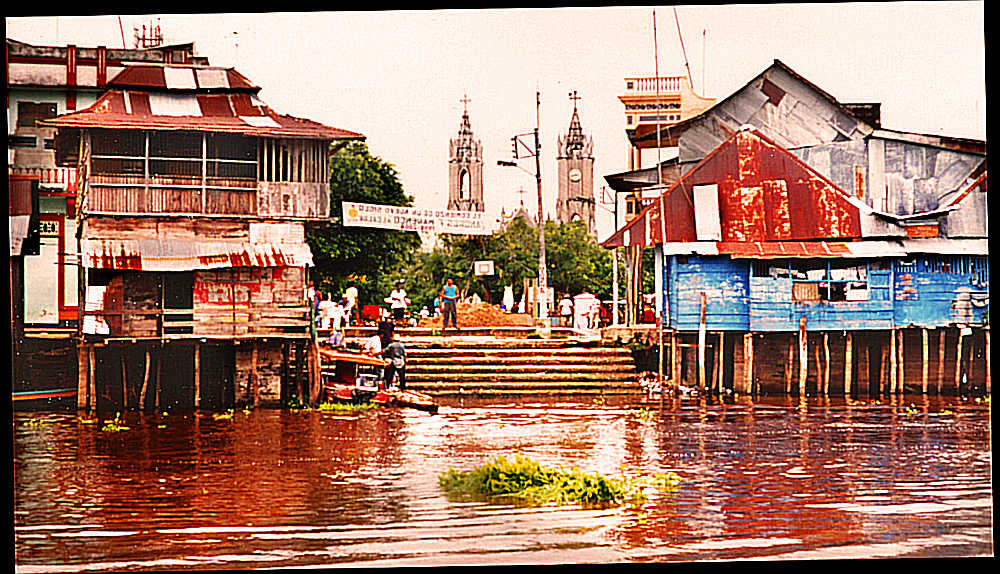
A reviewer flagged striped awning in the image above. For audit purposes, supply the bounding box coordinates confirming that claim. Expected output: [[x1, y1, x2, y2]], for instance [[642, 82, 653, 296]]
[[81, 239, 313, 271]]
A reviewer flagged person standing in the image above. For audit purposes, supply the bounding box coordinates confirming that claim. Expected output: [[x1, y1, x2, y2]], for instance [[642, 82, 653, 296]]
[[318, 293, 337, 330], [440, 277, 459, 332], [382, 333, 407, 391], [389, 281, 409, 324], [558, 294, 573, 327], [343, 281, 359, 326]]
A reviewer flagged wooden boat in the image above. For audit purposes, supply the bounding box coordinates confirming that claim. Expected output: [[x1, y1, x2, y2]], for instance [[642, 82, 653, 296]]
[[320, 348, 439, 414], [12, 388, 76, 410]]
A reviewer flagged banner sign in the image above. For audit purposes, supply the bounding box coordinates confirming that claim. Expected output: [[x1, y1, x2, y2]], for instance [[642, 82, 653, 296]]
[[342, 202, 492, 235]]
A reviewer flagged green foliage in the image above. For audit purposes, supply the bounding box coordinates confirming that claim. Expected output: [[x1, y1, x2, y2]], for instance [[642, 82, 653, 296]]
[[318, 401, 380, 412], [306, 141, 422, 306], [438, 454, 682, 508], [100, 412, 130, 433]]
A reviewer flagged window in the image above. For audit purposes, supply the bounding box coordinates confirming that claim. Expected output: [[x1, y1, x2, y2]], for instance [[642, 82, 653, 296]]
[[9, 135, 37, 149], [755, 259, 870, 302], [18, 102, 58, 127]]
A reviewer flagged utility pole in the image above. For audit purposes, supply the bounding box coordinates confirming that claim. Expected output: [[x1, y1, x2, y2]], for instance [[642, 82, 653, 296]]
[[499, 91, 548, 320]]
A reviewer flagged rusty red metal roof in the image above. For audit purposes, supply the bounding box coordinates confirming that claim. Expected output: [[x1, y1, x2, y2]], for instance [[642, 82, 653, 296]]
[[41, 65, 365, 141], [602, 127, 863, 250]]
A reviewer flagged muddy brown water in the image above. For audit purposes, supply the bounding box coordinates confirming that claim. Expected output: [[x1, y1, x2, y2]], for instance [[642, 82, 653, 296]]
[[13, 395, 993, 569]]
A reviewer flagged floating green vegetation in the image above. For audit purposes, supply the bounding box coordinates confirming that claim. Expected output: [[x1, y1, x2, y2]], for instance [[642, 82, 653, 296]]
[[213, 409, 236, 421], [318, 401, 380, 412], [439, 454, 682, 508], [101, 413, 130, 433]]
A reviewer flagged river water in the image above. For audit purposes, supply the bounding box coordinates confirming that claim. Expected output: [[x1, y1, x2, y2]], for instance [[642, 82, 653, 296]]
[[14, 395, 993, 569]]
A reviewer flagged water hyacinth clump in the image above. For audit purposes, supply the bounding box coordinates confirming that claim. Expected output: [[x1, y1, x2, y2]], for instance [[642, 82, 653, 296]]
[[439, 454, 681, 507]]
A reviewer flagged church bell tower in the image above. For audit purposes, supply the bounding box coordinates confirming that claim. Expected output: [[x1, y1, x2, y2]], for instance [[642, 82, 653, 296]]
[[448, 95, 484, 212], [556, 91, 595, 235]]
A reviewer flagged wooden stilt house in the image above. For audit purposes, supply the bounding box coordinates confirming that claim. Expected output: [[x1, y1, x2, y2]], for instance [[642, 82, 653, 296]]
[[42, 64, 365, 411]]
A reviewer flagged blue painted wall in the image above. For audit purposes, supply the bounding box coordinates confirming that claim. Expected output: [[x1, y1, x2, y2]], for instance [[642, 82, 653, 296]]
[[666, 256, 750, 331], [893, 257, 989, 327], [662, 254, 989, 332]]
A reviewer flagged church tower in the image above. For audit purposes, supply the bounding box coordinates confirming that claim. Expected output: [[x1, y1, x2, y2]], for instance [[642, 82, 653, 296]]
[[448, 95, 484, 212], [556, 91, 595, 235]]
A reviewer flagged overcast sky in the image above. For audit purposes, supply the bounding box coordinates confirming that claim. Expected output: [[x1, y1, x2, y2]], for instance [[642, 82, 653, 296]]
[[7, 4, 986, 241]]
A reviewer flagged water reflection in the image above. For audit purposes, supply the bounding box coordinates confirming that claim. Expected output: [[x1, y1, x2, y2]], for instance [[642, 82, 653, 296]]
[[14, 395, 993, 569]]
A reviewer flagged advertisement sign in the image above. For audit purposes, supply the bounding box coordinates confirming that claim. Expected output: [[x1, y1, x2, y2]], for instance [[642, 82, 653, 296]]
[[342, 202, 492, 235]]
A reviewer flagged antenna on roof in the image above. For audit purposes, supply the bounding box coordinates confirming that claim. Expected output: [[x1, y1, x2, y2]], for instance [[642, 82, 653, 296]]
[[133, 18, 164, 49]]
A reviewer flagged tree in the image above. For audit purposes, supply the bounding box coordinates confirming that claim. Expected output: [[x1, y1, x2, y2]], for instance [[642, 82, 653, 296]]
[[306, 141, 421, 306], [402, 216, 613, 310]]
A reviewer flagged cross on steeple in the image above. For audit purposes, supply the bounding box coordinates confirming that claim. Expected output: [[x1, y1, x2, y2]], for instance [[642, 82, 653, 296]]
[[461, 94, 471, 114], [569, 90, 581, 110]]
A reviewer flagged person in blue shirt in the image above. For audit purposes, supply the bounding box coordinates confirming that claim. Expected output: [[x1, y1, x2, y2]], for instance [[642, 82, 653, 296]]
[[440, 277, 459, 332]]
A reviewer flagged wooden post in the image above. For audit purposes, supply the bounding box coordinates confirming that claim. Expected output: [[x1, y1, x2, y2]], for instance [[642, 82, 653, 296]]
[[154, 343, 162, 410], [309, 338, 322, 406], [985, 329, 990, 396], [822, 332, 830, 396], [88, 345, 97, 413], [879, 341, 888, 397], [954, 329, 964, 394], [921, 328, 929, 395], [251, 341, 260, 407], [121, 352, 128, 410], [140, 349, 151, 410], [785, 337, 794, 395], [671, 330, 680, 386], [888, 329, 898, 395], [714, 332, 723, 394], [698, 292, 707, 391], [77, 344, 89, 411], [898, 329, 906, 395], [741, 332, 754, 395], [844, 332, 853, 398], [936, 329, 946, 395], [194, 343, 201, 409], [798, 316, 808, 397]]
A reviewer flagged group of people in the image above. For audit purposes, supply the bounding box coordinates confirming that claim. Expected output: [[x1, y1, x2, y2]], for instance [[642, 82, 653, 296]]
[[361, 321, 407, 391], [307, 281, 359, 331]]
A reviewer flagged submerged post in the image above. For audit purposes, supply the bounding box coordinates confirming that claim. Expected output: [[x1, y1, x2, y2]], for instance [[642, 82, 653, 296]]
[[698, 292, 706, 391]]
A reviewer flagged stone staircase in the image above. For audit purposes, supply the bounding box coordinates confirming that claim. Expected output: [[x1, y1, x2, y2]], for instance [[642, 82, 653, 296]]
[[401, 337, 642, 396]]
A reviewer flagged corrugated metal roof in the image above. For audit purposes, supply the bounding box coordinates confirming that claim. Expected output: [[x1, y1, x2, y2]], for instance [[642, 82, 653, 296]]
[[40, 65, 365, 141], [43, 89, 364, 140], [602, 127, 862, 248], [81, 239, 314, 271]]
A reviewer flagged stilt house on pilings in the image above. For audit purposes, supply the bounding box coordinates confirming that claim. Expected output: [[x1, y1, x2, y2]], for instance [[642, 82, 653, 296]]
[[42, 64, 365, 412], [602, 60, 987, 398]]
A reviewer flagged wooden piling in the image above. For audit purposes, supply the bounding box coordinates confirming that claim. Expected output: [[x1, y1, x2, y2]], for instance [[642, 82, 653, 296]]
[[77, 344, 89, 411], [742, 332, 754, 395], [714, 333, 723, 394], [798, 317, 808, 397], [954, 329, 965, 394], [88, 345, 96, 413], [251, 341, 260, 407], [698, 293, 707, 391], [889, 329, 897, 395], [194, 344, 201, 409], [844, 332, 853, 398], [785, 339, 794, 395], [921, 328, 929, 395], [822, 332, 830, 396], [897, 329, 904, 395], [985, 329, 991, 396], [936, 329, 946, 395], [140, 349, 151, 409]]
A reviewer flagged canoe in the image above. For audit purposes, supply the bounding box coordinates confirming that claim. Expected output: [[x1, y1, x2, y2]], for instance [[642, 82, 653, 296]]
[[320, 347, 439, 414]]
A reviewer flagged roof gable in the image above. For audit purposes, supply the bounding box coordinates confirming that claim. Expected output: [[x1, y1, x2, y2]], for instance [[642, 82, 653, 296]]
[[602, 127, 863, 248], [631, 59, 876, 158]]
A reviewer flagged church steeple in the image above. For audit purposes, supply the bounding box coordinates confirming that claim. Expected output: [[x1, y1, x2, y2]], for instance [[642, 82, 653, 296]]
[[448, 94, 484, 212], [556, 91, 596, 235]]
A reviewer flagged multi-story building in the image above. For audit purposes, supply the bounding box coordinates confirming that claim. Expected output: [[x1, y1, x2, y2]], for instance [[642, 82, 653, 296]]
[[8, 37, 210, 328], [603, 60, 988, 398], [41, 62, 364, 411]]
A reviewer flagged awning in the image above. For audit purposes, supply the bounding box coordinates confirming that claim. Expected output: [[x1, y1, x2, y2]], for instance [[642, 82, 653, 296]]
[[81, 239, 314, 271]]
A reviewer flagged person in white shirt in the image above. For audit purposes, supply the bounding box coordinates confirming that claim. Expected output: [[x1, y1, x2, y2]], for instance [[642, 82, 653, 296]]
[[318, 293, 337, 330], [389, 282, 409, 323], [343, 282, 359, 325]]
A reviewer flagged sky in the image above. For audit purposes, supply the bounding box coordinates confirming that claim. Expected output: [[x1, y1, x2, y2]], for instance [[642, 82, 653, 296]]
[[7, 4, 986, 242]]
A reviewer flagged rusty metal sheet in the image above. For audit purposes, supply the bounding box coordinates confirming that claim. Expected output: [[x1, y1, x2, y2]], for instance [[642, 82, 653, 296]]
[[602, 127, 862, 248], [81, 239, 314, 271]]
